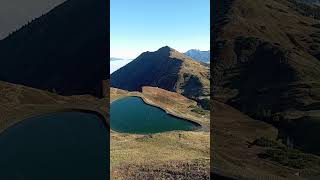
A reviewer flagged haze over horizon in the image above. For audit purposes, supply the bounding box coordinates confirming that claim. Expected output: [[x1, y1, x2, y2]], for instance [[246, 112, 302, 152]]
[[110, 0, 210, 59]]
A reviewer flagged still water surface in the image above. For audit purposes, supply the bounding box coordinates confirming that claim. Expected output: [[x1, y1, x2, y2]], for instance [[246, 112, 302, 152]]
[[0, 112, 108, 180], [111, 96, 199, 134]]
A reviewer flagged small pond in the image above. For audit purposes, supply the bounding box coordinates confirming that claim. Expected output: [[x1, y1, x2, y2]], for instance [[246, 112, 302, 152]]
[[110, 96, 199, 134], [0, 111, 109, 180]]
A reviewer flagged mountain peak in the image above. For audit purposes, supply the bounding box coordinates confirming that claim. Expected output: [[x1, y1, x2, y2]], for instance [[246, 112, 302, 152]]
[[154, 46, 191, 61], [157, 46, 176, 52], [111, 45, 210, 101]]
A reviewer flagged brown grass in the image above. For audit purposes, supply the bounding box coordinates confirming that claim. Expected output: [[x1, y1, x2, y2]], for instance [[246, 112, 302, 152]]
[[110, 87, 210, 179], [0, 81, 108, 133]]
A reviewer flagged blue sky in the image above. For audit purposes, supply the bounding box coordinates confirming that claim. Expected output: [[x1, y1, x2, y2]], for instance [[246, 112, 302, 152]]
[[111, 0, 210, 59]]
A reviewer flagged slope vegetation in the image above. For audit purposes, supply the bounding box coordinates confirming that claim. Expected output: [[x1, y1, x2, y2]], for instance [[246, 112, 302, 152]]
[[213, 0, 320, 154], [212, 0, 320, 178]]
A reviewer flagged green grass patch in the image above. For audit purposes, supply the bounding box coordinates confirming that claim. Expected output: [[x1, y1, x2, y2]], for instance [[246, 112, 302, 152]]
[[255, 137, 320, 170], [190, 105, 207, 115], [262, 148, 320, 169]]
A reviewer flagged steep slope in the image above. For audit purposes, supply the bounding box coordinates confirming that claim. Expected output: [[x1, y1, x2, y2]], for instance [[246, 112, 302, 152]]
[[0, 0, 108, 97], [111, 46, 210, 108], [0, 0, 65, 39], [213, 0, 320, 147], [184, 49, 210, 63], [212, 100, 320, 179]]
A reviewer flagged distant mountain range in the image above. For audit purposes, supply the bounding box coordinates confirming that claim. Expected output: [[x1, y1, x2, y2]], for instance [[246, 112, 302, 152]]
[[111, 46, 210, 109], [0, 0, 65, 39], [0, 0, 108, 97], [184, 49, 210, 63]]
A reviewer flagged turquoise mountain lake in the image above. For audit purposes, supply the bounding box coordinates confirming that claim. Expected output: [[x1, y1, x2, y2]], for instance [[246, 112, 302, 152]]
[[110, 96, 199, 134], [0, 112, 108, 180]]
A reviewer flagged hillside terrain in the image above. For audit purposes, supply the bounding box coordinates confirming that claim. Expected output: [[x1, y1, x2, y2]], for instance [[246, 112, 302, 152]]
[[212, 100, 320, 179], [0, 81, 108, 133], [0, 0, 108, 97], [110, 87, 209, 179], [212, 0, 320, 178], [111, 46, 210, 109]]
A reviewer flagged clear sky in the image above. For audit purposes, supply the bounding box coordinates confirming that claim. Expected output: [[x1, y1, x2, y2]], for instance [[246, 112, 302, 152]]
[[111, 0, 210, 59]]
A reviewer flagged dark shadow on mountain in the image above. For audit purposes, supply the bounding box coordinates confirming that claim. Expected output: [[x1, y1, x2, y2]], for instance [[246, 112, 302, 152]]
[[0, 0, 109, 97]]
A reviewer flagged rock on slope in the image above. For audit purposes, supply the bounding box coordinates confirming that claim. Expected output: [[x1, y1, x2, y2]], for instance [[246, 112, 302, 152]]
[[0, 0, 108, 97], [111, 46, 210, 107]]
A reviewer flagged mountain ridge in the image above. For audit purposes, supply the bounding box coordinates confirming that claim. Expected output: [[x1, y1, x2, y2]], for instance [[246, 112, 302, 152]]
[[0, 0, 108, 97], [0, 0, 66, 39], [111, 46, 210, 108]]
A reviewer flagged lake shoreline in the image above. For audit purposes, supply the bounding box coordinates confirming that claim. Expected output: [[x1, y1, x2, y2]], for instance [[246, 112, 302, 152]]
[[111, 95, 207, 133], [0, 108, 108, 135]]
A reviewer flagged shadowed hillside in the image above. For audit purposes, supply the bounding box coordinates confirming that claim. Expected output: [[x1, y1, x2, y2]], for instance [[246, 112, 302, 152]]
[[212, 0, 320, 178], [0, 0, 108, 97], [111, 46, 210, 108]]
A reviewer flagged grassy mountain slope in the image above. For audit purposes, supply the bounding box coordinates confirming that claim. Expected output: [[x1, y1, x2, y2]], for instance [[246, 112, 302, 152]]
[[212, 100, 320, 179], [0, 0, 108, 97], [213, 0, 320, 155], [111, 46, 210, 108]]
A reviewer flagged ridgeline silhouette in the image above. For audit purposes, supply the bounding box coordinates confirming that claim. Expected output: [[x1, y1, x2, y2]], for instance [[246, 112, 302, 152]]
[[0, 0, 109, 97]]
